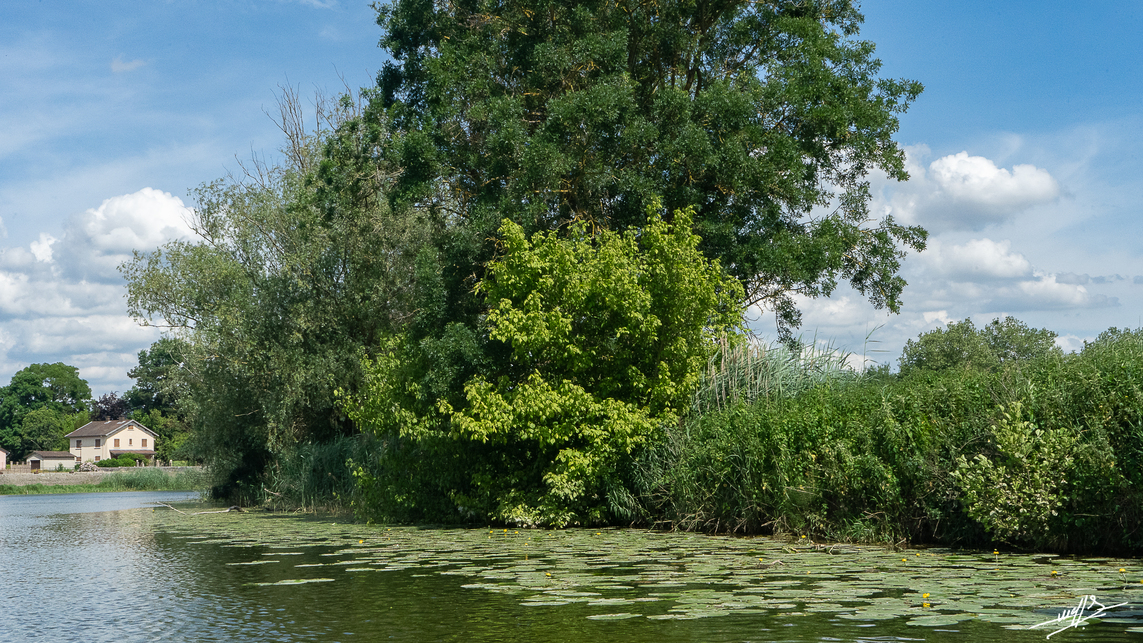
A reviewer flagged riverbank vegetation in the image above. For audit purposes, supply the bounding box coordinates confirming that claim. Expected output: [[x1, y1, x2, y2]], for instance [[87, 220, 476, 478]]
[[629, 322, 1143, 552], [0, 468, 208, 495], [117, 0, 1143, 554]]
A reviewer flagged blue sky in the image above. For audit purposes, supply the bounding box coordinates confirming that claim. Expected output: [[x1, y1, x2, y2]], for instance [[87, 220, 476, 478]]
[[2, 1, 1142, 393]]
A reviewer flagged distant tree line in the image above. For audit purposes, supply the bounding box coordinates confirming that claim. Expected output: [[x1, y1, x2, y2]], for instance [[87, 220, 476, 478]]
[[0, 338, 190, 462]]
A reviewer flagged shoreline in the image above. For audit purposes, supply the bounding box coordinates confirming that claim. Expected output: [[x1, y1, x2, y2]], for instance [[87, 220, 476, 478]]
[[0, 466, 206, 495]]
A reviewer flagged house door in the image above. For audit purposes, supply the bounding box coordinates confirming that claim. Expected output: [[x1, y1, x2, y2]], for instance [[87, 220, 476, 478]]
[[30, 460, 40, 471]]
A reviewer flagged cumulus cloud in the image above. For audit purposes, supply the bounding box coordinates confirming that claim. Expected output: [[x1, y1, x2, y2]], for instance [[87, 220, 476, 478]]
[[920, 238, 1032, 281], [875, 147, 1060, 231], [988, 273, 1118, 311], [929, 152, 1059, 212], [54, 187, 195, 282], [0, 188, 195, 393], [1055, 334, 1090, 354], [1056, 272, 1090, 285], [29, 233, 57, 262], [110, 54, 145, 73], [910, 236, 1117, 313]]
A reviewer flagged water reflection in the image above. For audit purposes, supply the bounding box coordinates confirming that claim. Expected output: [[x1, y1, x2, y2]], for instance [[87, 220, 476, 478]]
[[3, 493, 1139, 642]]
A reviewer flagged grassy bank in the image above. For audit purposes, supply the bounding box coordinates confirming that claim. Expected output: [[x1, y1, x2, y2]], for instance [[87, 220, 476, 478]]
[[0, 468, 208, 495]]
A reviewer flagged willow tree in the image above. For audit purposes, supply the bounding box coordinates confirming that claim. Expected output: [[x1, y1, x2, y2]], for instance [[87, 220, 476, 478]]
[[121, 91, 432, 500], [375, 0, 926, 336]]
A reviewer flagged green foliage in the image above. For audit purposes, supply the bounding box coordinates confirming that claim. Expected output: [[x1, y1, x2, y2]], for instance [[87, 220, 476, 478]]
[[125, 337, 185, 415], [953, 402, 1079, 547], [634, 369, 994, 539], [120, 97, 433, 501], [266, 434, 380, 511], [132, 409, 190, 463], [18, 408, 71, 454], [349, 209, 742, 526], [94, 452, 153, 468], [376, 0, 926, 337], [0, 364, 92, 461], [691, 336, 858, 416], [0, 468, 207, 495], [898, 317, 1061, 376], [633, 322, 1143, 552]]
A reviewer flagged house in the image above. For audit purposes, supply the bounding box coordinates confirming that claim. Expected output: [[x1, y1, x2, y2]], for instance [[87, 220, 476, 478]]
[[0, 446, 7, 470], [66, 419, 157, 463], [27, 451, 80, 471]]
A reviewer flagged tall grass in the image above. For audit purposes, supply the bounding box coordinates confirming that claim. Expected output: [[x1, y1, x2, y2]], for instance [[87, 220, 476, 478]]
[[263, 434, 378, 512], [690, 336, 858, 415], [0, 468, 208, 495]]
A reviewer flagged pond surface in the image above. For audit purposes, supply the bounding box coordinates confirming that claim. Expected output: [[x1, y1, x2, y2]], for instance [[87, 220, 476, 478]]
[[3, 491, 1142, 642]]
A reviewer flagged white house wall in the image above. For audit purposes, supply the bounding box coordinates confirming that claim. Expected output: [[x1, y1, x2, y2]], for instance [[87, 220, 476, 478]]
[[30, 456, 78, 471], [70, 421, 157, 462]]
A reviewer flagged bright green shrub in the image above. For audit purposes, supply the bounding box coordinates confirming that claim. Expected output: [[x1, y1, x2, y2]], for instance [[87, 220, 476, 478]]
[[953, 402, 1077, 547], [349, 207, 742, 527]]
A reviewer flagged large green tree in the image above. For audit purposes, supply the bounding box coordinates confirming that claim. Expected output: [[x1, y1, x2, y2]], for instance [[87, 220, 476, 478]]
[[375, 0, 926, 336], [0, 363, 92, 460], [124, 337, 185, 415], [121, 93, 432, 498]]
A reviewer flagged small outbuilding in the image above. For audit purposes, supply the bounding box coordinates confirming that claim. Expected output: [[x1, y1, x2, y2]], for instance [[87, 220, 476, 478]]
[[27, 451, 79, 471], [0, 446, 7, 471]]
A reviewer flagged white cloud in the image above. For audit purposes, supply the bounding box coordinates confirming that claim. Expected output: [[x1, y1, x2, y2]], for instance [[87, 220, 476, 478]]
[[874, 147, 1060, 231], [928, 152, 1059, 213], [56, 187, 195, 282], [922, 310, 953, 325], [29, 233, 57, 263], [1055, 334, 1090, 354], [921, 238, 1032, 281], [995, 273, 1118, 311], [0, 188, 195, 393], [110, 54, 145, 73]]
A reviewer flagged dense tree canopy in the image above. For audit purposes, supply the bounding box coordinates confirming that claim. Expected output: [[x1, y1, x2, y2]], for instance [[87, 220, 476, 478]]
[[0, 363, 91, 460], [124, 337, 185, 416], [351, 207, 743, 524], [122, 93, 433, 497], [376, 0, 925, 335], [122, 1, 926, 515], [898, 317, 1062, 376]]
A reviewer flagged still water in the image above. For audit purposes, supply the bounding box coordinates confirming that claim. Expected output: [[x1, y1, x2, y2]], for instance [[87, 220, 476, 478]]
[[2, 491, 1141, 642]]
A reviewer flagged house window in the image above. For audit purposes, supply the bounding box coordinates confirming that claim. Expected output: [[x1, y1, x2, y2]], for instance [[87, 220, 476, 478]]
[[129, 439, 133, 446], [95, 439, 101, 447], [114, 439, 120, 447], [76, 440, 82, 448], [95, 456, 100, 462], [142, 439, 148, 448]]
